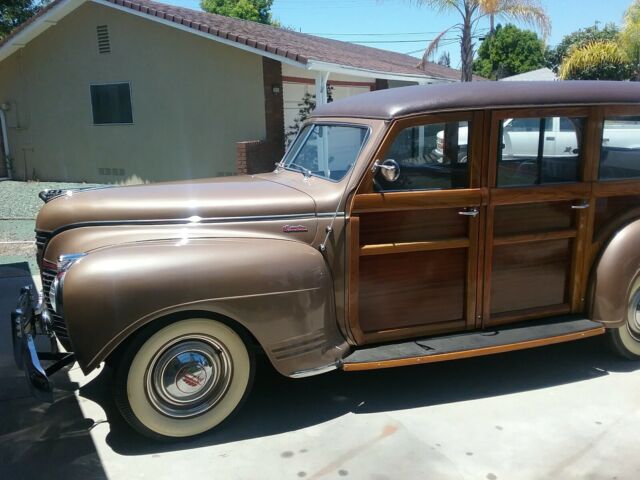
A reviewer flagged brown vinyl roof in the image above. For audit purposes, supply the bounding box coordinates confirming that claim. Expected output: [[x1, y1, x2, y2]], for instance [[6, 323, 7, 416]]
[[313, 81, 640, 119], [0, 0, 467, 81]]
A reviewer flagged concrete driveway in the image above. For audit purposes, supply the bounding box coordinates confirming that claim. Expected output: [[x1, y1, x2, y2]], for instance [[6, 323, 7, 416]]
[[1, 263, 640, 480]]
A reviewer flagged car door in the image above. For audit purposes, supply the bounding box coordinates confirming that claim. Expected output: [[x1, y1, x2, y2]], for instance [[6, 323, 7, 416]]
[[481, 107, 594, 327], [346, 111, 486, 345]]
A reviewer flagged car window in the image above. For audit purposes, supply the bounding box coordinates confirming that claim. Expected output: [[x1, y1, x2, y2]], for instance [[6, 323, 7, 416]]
[[282, 124, 369, 182], [599, 116, 640, 180], [375, 120, 470, 192], [497, 116, 584, 187]]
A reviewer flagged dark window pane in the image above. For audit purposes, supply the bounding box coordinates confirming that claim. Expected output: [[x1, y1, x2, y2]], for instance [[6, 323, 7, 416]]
[[90, 83, 133, 124], [599, 116, 640, 180], [375, 121, 470, 191], [497, 116, 583, 187]]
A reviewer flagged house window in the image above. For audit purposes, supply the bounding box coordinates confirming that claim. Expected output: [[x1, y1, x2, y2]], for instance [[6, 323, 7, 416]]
[[90, 83, 133, 125]]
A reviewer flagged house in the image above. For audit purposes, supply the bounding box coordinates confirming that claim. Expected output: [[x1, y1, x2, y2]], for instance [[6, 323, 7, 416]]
[[500, 67, 558, 82], [0, 0, 466, 183]]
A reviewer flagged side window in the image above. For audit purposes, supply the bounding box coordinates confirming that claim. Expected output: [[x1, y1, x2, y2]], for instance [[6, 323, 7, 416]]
[[599, 116, 640, 180], [375, 120, 470, 191], [497, 116, 584, 187]]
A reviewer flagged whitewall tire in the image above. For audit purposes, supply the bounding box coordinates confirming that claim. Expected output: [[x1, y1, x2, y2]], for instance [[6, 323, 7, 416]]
[[114, 318, 254, 440], [608, 278, 640, 360]]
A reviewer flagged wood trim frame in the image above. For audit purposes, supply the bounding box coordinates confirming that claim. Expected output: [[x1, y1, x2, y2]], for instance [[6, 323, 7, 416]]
[[483, 106, 595, 326], [346, 110, 485, 345]]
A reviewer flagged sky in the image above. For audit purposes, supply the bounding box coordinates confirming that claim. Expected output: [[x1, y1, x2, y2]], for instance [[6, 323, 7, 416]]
[[166, 0, 634, 68]]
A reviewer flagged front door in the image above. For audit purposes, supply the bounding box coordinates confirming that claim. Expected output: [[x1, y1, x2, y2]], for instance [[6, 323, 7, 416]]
[[481, 107, 593, 326], [347, 111, 485, 345]]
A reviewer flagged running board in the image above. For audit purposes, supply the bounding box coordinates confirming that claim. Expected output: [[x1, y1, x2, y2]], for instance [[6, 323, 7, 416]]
[[341, 316, 605, 371]]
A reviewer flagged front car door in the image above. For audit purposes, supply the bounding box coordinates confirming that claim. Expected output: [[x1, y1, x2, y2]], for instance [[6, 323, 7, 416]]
[[347, 111, 486, 344]]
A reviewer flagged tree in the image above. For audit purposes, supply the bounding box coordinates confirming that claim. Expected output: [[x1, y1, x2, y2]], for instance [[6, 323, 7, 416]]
[[413, 0, 550, 82], [473, 24, 545, 79], [200, 0, 275, 25], [620, 0, 640, 80], [0, 0, 47, 39], [437, 51, 451, 67], [285, 86, 333, 144], [545, 23, 620, 73], [559, 41, 634, 80]]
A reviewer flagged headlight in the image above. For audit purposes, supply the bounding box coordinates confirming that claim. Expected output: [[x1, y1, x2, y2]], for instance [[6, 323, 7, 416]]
[[49, 273, 64, 313], [48, 253, 86, 314]]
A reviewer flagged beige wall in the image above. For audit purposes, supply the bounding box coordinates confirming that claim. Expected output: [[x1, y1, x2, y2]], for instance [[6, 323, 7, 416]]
[[0, 2, 267, 183]]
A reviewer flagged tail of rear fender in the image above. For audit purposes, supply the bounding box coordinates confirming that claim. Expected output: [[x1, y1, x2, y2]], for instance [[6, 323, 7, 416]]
[[590, 218, 640, 328], [61, 238, 349, 376]]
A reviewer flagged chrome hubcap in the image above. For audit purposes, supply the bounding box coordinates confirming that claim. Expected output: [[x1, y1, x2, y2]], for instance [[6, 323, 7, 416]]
[[146, 335, 233, 418], [628, 289, 640, 341]]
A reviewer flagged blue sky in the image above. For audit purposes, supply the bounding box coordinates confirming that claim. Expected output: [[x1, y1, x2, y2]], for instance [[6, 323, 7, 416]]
[[167, 0, 634, 68]]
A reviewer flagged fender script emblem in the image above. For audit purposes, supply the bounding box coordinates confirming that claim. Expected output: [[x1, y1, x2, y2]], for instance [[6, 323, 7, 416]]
[[283, 224, 308, 233]]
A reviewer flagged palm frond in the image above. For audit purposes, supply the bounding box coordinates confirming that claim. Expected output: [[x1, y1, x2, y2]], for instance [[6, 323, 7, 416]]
[[559, 41, 628, 79], [417, 27, 455, 69], [489, 0, 551, 38]]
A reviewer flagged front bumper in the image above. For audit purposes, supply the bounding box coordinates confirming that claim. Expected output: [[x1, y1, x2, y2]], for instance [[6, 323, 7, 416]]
[[11, 286, 75, 402]]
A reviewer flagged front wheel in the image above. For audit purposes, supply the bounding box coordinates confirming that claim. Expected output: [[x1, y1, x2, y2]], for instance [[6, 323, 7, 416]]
[[114, 318, 254, 440], [608, 278, 640, 360]]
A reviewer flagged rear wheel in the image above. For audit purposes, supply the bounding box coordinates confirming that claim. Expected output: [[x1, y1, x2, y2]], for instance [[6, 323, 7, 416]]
[[114, 318, 254, 440], [608, 278, 640, 360]]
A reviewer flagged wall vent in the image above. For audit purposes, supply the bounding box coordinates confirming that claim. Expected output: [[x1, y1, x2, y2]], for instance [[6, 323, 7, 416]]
[[96, 25, 111, 54]]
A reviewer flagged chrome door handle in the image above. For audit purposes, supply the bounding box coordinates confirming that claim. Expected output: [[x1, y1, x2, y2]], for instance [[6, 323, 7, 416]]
[[458, 208, 479, 217], [571, 203, 590, 209]]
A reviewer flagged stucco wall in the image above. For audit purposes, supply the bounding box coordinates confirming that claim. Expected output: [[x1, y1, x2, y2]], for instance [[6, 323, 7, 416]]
[[0, 2, 267, 183]]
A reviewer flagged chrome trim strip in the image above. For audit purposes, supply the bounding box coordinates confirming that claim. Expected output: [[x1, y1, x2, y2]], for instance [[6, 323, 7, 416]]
[[289, 362, 340, 378], [46, 212, 346, 236]]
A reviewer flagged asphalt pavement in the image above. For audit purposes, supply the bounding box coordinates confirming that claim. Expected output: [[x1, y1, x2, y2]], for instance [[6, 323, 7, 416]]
[[1, 262, 640, 480]]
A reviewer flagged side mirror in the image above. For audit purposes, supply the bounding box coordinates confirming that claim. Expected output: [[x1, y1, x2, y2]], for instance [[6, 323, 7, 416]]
[[372, 159, 400, 182]]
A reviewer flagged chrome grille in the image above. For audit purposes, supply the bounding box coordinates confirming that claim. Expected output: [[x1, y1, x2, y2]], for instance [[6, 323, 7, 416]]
[[41, 267, 69, 342], [35, 231, 50, 267]]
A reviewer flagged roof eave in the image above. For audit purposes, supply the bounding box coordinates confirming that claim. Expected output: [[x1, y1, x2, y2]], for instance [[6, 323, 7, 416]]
[[0, 0, 85, 63], [306, 60, 455, 84]]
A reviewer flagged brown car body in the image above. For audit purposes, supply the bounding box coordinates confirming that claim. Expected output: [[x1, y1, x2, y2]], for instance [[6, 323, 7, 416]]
[[34, 81, 640, 380]]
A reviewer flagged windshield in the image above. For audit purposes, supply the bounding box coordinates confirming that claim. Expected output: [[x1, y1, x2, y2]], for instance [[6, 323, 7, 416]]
[[282, 124, 369, 182]]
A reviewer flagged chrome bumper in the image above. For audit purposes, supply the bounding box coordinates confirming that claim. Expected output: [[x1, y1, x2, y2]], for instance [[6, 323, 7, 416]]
[[10, 286, 75, 402]]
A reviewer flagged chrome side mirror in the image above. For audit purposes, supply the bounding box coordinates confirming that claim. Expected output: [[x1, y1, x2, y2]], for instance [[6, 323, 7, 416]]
[[372, 159, 400, 182]]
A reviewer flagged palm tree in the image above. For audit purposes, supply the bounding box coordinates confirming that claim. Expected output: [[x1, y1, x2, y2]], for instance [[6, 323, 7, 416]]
[[559, 41, 633, 80], [620, 0, 640, 80], [414, 0, 551, 81]]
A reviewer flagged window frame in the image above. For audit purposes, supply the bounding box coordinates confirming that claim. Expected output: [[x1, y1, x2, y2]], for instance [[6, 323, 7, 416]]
[[89, 81, 134, 126], [282, 122, 372, 183], [488, 107, 593, 189], [357, 110, 482, 194], [598, 112, 640, 182]]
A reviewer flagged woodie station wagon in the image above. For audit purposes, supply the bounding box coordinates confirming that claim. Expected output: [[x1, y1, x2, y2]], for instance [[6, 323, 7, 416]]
[[11, 81, 640, 439]]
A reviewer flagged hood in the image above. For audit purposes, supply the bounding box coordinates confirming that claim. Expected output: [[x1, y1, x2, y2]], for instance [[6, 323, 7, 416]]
[[36, 176, 316, 233]]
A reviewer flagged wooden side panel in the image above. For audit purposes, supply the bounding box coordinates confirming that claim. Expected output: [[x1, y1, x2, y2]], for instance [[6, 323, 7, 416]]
[[594, 195, 640, 239], [494, 202, 575, 236], [359, 208, 467, 245], [490, 239, 572, 315], [359, 249, 467, 333]]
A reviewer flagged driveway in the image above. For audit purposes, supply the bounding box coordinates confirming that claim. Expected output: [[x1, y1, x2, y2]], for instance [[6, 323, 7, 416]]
[[1, 262, 640, 479]]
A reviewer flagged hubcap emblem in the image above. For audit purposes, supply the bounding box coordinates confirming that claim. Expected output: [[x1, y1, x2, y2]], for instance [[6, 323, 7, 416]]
[[175, 364, 207, 394]]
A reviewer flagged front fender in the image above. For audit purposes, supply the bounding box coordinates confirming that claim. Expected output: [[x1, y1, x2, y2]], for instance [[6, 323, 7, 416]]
[[62, 237, 348, 376], [590, 218, 640, 327]]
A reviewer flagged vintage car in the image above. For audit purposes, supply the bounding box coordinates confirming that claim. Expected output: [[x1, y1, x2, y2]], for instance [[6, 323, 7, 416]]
[[11, 81, 640, 440]]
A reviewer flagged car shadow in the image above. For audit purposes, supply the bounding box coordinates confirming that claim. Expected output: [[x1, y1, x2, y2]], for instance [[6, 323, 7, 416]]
[[83, 334, 640, 455], [0, 262, 108, 480]]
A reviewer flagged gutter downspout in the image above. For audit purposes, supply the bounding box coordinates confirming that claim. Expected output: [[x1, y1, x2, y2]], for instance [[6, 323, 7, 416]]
[[0, 109, 11, 179]]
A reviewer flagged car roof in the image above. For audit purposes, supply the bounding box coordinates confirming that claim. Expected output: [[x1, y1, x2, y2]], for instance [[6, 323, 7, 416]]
[[312, 81, 640, 120]]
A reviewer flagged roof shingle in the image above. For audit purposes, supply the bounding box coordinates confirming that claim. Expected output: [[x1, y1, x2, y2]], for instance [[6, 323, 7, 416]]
[[0, 0, 467, 81]]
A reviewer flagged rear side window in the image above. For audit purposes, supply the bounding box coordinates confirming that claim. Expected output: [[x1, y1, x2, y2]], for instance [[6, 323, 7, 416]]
[[599, 116, 640, 180], [375, 120, 470, 191], [497, 116, 584, 187]]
